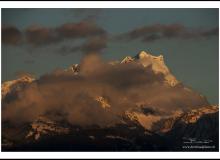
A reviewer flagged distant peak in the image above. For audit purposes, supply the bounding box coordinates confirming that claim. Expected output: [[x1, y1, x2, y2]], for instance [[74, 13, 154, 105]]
[[2, 75, 35, 100], [19, 75, 35, 82], [136, 51, 151, 59], [136, 51, 164, 62], [121, 56, 135, 64]]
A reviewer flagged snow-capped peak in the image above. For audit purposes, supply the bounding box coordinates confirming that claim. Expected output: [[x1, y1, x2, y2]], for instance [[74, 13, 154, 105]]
[[2, 75, 35, 99], [136, 51, 151, 59]]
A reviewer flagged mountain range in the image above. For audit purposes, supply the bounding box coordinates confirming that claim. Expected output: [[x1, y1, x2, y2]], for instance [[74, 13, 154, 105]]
[[2, 51, 218, 151]]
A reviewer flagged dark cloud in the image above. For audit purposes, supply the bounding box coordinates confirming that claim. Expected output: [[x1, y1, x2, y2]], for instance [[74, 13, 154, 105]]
[[25, 21, 106, 46], [59, 35, 108, 55], [25, 21, 108, 55], [118, 24, 218, 42], [56, 21, 106, 39], [2, 54, 208, 126], [76, 36, 108, 55], [2, 21, 108, 56], [2, 22, 217, 56], [2, 26, 22, 45], [82, 36, 107, 53], [25, 25, 58, 46], [200, 27, 219, 37]]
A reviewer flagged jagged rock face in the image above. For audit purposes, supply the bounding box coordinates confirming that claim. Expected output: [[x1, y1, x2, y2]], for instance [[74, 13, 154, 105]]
[[66, 64, 80, 74], [2, 105, 218, 151], [25, 116, 69, 141], [123, 105, 219, 136], [66, 51, 178, 87], [1, 51, 218, 151], [166, 106, 219, 151], [65, 51, 207, 111], [95, 96, 111, 109], [180, 105, 218, 124], [133, 51, 178, 86], [2, 76, 34, 100], [150, 105, 218, 134], [120, 56, 135, 64]]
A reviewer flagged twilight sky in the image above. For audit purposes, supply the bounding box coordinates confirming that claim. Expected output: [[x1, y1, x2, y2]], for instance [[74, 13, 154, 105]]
[[1, 8, 219, 104]]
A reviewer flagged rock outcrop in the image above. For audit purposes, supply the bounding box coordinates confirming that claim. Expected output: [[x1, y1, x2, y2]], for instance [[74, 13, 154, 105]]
[[2, 75, 34, 100], [26, 116, 69, 141]]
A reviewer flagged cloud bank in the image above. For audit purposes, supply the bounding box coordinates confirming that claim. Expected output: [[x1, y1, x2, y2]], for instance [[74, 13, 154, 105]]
[[2, 54, 209, 127], [2, 23, 218, 56], [2, 21, 108, 55], [2, 26, 22, 45], [118, 24, 218, 42]]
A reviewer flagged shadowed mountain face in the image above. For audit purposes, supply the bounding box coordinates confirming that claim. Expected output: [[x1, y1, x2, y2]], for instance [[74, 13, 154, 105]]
[[2, 51, 218, 151]]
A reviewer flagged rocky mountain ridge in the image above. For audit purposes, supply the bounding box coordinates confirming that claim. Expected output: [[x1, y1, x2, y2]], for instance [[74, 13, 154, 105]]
[[2, 51, 218, 151]]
